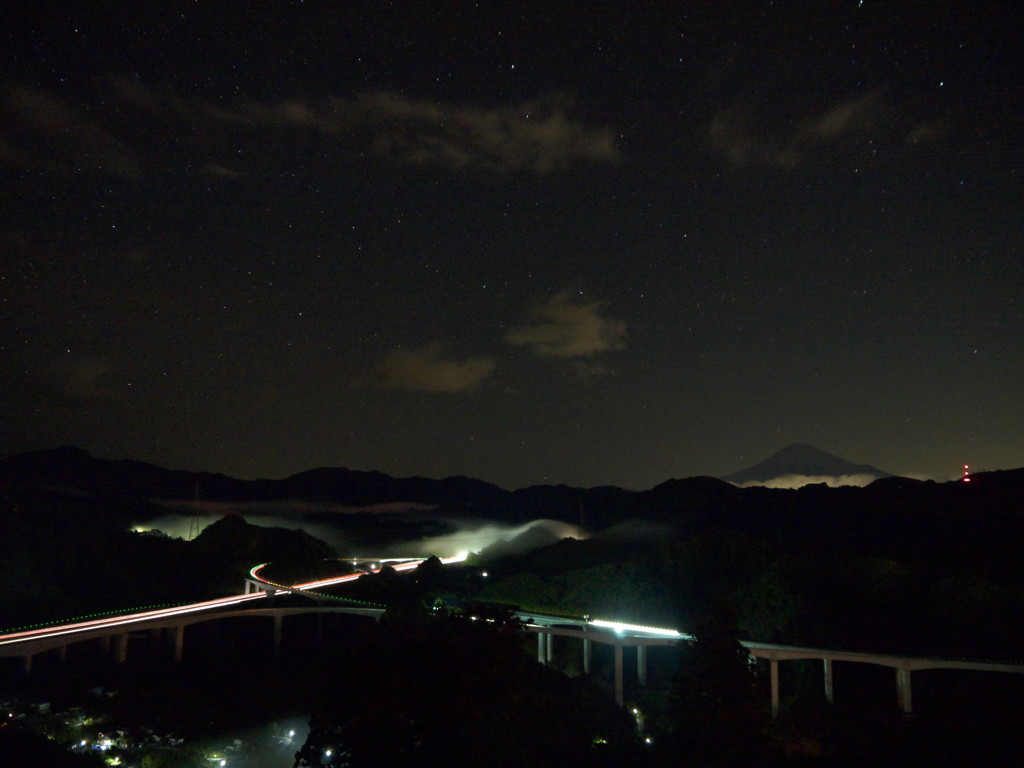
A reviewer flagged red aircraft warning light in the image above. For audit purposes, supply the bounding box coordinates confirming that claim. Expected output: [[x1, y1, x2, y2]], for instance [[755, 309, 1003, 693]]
[[962, 464, 971, 483]]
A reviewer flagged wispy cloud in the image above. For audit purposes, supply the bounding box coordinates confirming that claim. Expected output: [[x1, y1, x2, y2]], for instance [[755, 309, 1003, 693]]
[[802, 92, 882, 142], [906, 121, 948, 145], [2, 79, 618, 178], [706, 91, 888, 169], [204, 90, 621, 173], [2, 85, 141, 177], [368, 344, 496, 393], [57, 356, 118, 402], [506, 290, 626, 358], [202, 163, 243, 179]]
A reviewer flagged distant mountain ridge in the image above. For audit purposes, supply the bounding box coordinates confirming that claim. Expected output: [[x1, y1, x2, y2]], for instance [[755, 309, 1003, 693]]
[[0, 446, 508, 508], [722, 443, 892, 487], [4, 447, 1024, 568], [0, 444, 901, 509]]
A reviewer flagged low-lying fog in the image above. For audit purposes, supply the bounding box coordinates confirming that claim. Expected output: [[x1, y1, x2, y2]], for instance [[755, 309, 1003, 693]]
[[133, 500, 583, 559]]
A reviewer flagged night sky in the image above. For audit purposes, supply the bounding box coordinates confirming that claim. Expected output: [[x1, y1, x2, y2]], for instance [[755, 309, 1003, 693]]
[[3, 2, 1022, 490]]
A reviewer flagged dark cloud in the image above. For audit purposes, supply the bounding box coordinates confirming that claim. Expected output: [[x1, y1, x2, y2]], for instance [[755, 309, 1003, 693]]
[[802, 92, 882, 142], [706, 91, 887, 169], [506, 290, 626, 358], [201, 163, 243, 179], [3, 79, 618, 178], [705, 105, 800, 169], [203, 90, 621, 174], [367, 344, 497, 393], [906, 121, 948, 145], [359, 91, 620, 173], [56, 356, 118, 403], [2, 85, 141, 177]]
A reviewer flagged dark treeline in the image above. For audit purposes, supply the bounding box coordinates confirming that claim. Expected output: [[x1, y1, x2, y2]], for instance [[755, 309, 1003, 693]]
[[475, 524, 1024, 660], [0, 488, 333, 630]]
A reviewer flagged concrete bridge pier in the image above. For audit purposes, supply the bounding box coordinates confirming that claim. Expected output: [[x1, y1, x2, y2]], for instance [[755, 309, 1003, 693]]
[[273, 614, 283, 662], [174, 624, 185, 662], [614, 638, 624, 706], [823, 658, 834, 704], [767, 656, 835, 716], [22, 653, 32, 675], [582, 637, 592, 674], [115, 634, 128, 664], [535, 631, 552, 663], [637, 645, 647, 687], [896, 668, 913, 714], [770, 659, 780, 718]]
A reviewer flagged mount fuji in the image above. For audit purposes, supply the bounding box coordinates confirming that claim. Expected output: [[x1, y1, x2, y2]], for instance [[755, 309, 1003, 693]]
[[722, 443, 892, 488]]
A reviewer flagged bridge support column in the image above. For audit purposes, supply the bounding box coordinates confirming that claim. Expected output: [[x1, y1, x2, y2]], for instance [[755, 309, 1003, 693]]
[[174, 624, 184, 662], [823, 658, 834, 704], [896, 668, 913, 714], [582, 637, 592, 674], [100, 635, 111, 653], [115, 634, 128, 664], [537, 632, 545, 664], [770, 659, 780, 718], [545, 632, 553, 663], [22, 654, 32, 675], [57, 644, 67, 672], [245, 580, 252, 595], [637, 645, 647, 687], [614, 638, 624, 707], [266, 587, 276, 606], [273, 614, 283, 662]]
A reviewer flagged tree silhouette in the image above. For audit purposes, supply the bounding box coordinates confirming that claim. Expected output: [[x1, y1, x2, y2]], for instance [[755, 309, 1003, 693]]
[[658, 605, 768, 767]]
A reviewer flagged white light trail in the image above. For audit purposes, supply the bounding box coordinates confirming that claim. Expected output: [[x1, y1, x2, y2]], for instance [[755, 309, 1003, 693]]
[[0, 554, 469, 648], [588, 619, 691, 638], [0, 592, 267, 646]]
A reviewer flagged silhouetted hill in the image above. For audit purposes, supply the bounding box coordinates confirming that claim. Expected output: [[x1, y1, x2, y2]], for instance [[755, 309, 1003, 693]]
[[0, 446, 263, 500], [3, 447, 1024, 583], [722, 443, 892, 486], [279, 466, 507, 507], [4, 446, 1024, 664], [0, 447, 507, 510]]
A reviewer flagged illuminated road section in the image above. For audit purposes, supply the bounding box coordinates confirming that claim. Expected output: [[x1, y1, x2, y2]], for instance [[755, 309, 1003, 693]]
[[3, 551, 1022, 718], [0, 555, 466, 649]]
